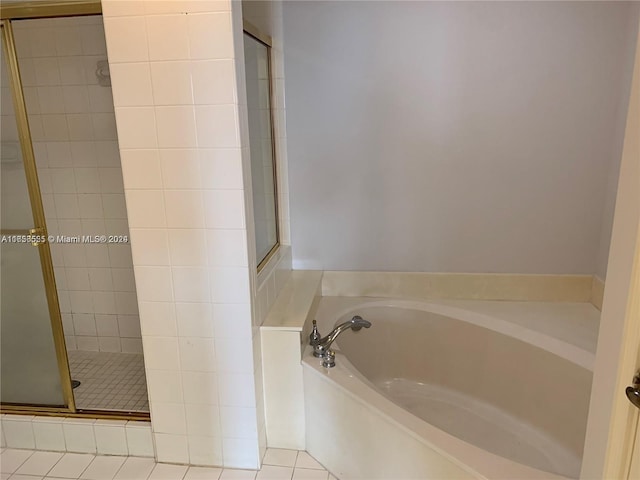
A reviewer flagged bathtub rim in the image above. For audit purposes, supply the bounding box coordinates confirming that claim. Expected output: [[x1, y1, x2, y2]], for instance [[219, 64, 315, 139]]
[[321, 298, 595, 371], [303, 347, 572, 480]]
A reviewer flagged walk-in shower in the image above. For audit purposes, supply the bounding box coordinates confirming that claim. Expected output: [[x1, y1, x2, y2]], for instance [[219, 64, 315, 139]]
[[1, 1, 148, 418]]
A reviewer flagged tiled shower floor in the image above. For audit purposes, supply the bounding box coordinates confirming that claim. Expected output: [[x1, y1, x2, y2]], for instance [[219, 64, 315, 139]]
[[67, 351, 149, 412]]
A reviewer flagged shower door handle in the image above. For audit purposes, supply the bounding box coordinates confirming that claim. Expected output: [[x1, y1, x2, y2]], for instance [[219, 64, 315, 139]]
[[625, 370, 640, 410]]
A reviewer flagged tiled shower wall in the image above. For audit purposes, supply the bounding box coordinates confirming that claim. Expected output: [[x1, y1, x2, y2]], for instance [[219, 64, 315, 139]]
[[13, 17, 141, 354]]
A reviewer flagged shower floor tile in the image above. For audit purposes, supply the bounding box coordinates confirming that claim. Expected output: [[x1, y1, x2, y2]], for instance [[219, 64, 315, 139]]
[[67, 350, 149, 413]]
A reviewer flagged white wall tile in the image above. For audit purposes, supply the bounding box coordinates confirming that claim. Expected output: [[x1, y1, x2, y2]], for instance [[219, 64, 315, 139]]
[[76, 335, 99, 351], [3, 417, 35, 449], [121, 337, 143, 353], [104, 16, 149, 63], [198, 148, 244, 190], [223, 437, 259, 469], [55, 27, 83, 56], [195, 105, 240, 148], [94, 422, 126, 457], [102, 0, 146, 17], [120, 149, 163, 189], [168, 229, 207, 266], [164, 190, 205, 228], [63, 419, 96, 454], [172, 267, 210, 303], [117, 315, 141, 337], [98, 336, 121, 352], [125, 422, 154, 457], [182, 371, 218, 405], [206, 229, 248, 267], [203, 190, 246, 229], [220, 407, 258, 440], [212, 303, 252, 339], [134, 266, 174, 302], [125, 190, 166, 228], [210, 266, 250, 303], [138, 301, 178, 337], [178, 337, 215, 372], [146, 15, 190, 61], [217, 373, 256, 408], [129, 228, 170, 266], [184, 404, 221, 437], [154, 433, 189, 464], [114, 107, 157, 148], [110, 63, 154, 107], [188, 435, 223, 466], [176, 302, 214, 338], [192, 60, 236, 105], [215, 336, 254, 374], [187, 13, 234, 60], [146, 370, 184, 403], [150, 402, 187, 434], [160, 149, 200, 189], [95, 314, 119, 336], [143, 336, 180, 371], [155, 106, 197, 148], [150, 61, 193, 105]]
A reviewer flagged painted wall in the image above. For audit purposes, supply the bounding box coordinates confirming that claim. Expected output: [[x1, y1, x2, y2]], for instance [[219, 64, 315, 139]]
[[284, 1, 639, 274], [12, 17, 141, 353]]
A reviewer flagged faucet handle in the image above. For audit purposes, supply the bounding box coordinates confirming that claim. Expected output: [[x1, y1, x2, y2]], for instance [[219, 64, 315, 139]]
[[309, 319, 321, 346], [322, 349, 336, 368]]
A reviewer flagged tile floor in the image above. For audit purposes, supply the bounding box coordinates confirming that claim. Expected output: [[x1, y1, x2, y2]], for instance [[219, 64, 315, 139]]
[[67, 351, 149, 412], [0, 448, 337, 480]]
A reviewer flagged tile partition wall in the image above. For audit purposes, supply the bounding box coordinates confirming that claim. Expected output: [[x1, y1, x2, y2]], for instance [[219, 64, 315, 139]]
[[12, 17, 142, 354], [101, 0, 291, 469]]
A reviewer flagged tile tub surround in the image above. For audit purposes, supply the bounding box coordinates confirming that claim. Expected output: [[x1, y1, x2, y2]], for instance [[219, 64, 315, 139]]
[[0, 448, 335, 480], [321, 271, 597, 303], [1, 415, 153, 457]]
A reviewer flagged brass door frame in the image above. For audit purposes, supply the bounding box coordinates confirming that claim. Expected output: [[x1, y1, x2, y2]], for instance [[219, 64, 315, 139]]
[[0, 2, 149, 422], [243, 20, 282, 273]]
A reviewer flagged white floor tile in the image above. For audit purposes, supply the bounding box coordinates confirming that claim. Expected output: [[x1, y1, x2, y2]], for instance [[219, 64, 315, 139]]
[[183, 467, 222, 480], [292, 469, 328, 480], [15, 452, 63, 477], [219, 470, 256, 480], [80, 456, 126, 480], [147, 464, 188, 480], [113, 457, 155, 480], [294, 453, 323, 471], [255, 466, 292, 480], [0, 449, 33, 474], [8, 474, 44, 480], [47, 453, 94, 478], [262, 450, 297, 468]]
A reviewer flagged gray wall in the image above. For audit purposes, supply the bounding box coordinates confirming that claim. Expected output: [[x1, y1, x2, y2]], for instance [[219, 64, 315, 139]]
[[284, 1, 638, 274]]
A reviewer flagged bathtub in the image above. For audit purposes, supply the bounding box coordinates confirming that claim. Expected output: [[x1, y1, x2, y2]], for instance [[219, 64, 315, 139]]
[[302, 298, 594, 479]]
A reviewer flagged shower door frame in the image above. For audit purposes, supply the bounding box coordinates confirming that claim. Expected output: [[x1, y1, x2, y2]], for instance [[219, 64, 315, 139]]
[[0, 1, 149, 421]]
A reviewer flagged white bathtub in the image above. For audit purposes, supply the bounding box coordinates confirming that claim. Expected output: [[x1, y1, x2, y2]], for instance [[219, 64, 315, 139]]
[[303, 298, 594, 479]]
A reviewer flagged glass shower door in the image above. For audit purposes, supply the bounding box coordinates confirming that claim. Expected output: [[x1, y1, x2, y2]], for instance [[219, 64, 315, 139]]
[[0, 22, 67, 407]]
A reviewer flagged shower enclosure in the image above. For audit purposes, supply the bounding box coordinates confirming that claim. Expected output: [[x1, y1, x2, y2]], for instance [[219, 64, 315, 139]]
[[1, 1, 148, 419]]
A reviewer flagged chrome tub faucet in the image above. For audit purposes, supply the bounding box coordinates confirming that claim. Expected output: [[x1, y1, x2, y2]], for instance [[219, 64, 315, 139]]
[[309, 316, 372, 367]]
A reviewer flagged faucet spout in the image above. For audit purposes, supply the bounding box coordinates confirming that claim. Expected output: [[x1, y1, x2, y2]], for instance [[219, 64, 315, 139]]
[[313, 315, 371, 358]]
